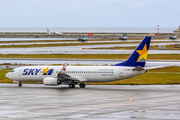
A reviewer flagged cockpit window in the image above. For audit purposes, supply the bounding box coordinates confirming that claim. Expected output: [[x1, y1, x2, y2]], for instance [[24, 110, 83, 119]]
[[11, 70, 15, 72]]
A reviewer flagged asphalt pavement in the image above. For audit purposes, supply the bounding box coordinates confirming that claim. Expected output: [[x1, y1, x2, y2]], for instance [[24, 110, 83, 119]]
[[0, 84, 179, 120], [0, 42, 178, 54]]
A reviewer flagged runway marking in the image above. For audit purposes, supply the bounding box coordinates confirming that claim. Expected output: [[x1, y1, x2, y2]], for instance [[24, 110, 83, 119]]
[[0, 92, 132, 119]]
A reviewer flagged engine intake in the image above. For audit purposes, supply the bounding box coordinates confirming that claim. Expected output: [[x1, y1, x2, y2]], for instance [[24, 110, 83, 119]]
[[43, 77, 60, 86]]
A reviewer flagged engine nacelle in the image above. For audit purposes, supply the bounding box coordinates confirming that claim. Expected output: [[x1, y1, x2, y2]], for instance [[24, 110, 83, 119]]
[[43, 77, 60, 86]]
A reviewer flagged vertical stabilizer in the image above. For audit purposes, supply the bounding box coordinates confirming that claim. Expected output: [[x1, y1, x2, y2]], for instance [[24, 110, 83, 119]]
[[113, 36, 151, 67]]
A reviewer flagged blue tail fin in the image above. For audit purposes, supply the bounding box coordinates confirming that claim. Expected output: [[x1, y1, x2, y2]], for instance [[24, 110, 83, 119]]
[[113, 36, 151, 67]]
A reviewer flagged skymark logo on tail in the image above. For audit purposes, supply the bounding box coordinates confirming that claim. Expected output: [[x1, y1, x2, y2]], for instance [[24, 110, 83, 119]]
[[113, 36, 151, 67], [136, 44, 148, 62]]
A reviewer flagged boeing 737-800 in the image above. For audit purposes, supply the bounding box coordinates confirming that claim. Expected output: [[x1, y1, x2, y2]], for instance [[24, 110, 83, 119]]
[[6, 36, 151, 88]]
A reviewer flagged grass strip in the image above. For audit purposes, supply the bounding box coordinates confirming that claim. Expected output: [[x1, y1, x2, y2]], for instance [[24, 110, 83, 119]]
[[0, 38, 150, 44], [0, 41, 140, 48], [1, 54, 180, 60], [0, 39, 122, 43]]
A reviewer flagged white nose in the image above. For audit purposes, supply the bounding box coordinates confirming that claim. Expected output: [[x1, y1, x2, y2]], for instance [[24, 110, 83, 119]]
[[5, 72, 10, 79]]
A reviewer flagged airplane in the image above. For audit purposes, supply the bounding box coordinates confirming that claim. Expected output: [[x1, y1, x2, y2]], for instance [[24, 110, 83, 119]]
[[78, 36, 89, 42], [119, 36, 128, 40], [169, 35, 177, 40], [119, 34, 128, 40], [51, 32, 62, 35], [47, 29, 62, 35], [6, 36, 151, 88]]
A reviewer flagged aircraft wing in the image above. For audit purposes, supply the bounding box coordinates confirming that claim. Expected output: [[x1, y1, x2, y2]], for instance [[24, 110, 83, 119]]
[[57, 63, 87, 83]]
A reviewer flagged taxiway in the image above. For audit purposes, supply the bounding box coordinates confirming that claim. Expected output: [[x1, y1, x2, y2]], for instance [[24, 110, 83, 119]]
[[0, 43, 178, 54], [0, 84, 179, 120], [0, 39, 179, 46], [0, 58, 179, 68]]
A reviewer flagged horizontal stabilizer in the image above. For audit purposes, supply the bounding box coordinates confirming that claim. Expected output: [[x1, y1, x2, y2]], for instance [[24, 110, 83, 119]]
[[133, 66, 145, 71]]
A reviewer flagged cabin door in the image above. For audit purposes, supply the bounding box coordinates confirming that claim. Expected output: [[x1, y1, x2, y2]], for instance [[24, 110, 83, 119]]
[[18, 68, 22, 76], [119, 69, 123, 77]]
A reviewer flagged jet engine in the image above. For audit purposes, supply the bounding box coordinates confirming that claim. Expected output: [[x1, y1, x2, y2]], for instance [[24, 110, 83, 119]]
[[43, 77, 61, 86]]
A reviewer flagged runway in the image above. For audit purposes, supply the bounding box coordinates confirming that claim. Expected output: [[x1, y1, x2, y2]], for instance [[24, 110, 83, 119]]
[[0, 39, 178, 46], [0, 38, 76, 41], [0, 58, 180, 69], [0, 43, 179, 54], [0, 84, 179, 120], [0, 38, 179, 54]]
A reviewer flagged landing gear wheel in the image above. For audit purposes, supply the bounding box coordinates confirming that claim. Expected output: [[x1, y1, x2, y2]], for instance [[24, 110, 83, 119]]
[[79, 83, 85, 88], [57, 79, 61, 85], [69, 83, 75, 88], [18, 81, 22, 87]]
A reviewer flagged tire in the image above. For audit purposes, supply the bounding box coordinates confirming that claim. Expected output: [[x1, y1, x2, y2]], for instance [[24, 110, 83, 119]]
[[57, 79, 61, 85], [18, 82, 22, 87], [69, 83, 75, 88], [79, 83, 85, 88], [69, 84, 72, 88]]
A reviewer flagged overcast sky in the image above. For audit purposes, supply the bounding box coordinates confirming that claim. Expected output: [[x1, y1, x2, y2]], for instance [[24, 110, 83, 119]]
[[0, 0, 179, 28]]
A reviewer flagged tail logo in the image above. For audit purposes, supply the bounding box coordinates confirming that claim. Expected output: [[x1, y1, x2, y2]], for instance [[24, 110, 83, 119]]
[[136, 44, 148, 62]]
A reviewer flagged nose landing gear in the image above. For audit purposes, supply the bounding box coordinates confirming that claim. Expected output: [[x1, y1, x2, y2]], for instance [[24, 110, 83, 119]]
[[18, 81, 22, 87]]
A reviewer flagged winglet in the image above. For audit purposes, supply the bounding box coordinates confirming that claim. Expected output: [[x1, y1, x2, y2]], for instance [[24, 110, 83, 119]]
[[60, 63, 67, 74]]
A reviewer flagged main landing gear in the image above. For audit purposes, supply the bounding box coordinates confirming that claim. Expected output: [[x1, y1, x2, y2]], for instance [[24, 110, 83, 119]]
[[69, 82, 75, 88], [18, 81, 22, 87], [57, 79, 61, 85], [69, 82, 86, 88], [79, 83, 85, 88]]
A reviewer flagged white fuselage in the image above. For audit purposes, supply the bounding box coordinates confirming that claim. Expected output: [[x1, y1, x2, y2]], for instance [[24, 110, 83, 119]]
[[6, 66, 145, 82]]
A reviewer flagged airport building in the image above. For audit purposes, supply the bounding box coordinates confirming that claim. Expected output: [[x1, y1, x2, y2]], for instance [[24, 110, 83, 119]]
[[174, 26, 180, 38]]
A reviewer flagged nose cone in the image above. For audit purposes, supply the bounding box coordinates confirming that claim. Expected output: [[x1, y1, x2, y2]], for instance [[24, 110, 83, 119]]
[[6, 72, 11, 79]]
